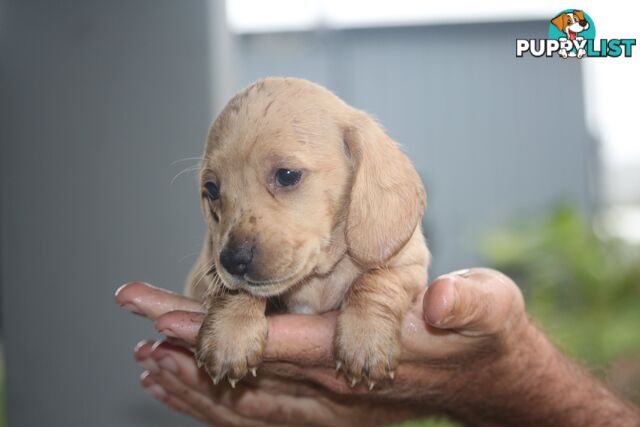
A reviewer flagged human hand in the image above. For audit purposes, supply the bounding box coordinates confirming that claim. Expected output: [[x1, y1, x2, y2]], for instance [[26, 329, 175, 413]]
[[116, 268, 533, 425], [118, 268, 639, 426]]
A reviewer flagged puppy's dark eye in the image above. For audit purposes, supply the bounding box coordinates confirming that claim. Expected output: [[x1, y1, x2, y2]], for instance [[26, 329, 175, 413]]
[[275, 169, 302, 187], [204, 181, 220, 200]]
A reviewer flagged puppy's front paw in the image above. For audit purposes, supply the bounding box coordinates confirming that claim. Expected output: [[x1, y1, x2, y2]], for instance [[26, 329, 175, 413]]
[[195, 313, 267, 387], [335, 311, 400, 390]]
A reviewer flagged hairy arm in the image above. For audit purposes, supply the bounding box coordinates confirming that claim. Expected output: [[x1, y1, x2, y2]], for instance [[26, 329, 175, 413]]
[[456, 323, 640, 427]]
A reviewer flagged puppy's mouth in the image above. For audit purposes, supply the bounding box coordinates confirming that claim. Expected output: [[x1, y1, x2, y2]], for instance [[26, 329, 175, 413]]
[[216, 264, 309, 297], [568, 29, 578, 40]]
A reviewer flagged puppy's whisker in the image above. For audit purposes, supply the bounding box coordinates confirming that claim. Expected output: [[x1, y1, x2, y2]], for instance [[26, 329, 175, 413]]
[[178, 252, 200, 263], [170, 165, 201, 186], [169, 157, 203, 166], [192, 262, 216, 297], [210, 278, 228, 300], [192, 271, 209, 296], [201, 271, 227, 301]]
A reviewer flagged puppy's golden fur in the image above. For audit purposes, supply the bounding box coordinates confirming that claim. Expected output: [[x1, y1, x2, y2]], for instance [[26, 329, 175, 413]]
[[187, 77, 429, 388]]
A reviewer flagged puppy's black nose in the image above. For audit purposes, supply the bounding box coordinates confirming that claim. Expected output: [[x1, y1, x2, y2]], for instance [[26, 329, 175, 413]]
[[579, 19, 588, 27], [220, 243, 254, 277]]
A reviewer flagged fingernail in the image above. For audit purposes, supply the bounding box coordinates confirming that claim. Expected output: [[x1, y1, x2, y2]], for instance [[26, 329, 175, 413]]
[[115, 283, 128, 297], [157, 356, 179, 374], [425, 276, 458, 325], [120, 303, 143, 316], [134, 341, 146, 352], [134, 340, 155, 353], [144, 384, 167, 400], [139, 358, 160, 373], [115, 281, 153, 297]]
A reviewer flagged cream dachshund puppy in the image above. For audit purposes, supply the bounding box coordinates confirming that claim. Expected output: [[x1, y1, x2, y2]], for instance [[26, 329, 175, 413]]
[[187, 77, 430, 389]]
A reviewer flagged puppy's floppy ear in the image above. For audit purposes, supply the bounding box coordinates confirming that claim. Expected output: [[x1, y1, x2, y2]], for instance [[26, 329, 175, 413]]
[[551, 13, 568, 32], [573, 10, 585, 21], [342, 112, 426, 267]]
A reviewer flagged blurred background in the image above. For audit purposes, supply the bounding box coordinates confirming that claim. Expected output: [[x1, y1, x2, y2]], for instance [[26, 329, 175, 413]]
[[1, 1, 638, 426]]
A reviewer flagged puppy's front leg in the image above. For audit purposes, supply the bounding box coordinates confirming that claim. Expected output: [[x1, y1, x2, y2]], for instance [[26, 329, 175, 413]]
[[196, 292, 267, 387], [335, 266, 422, 389]]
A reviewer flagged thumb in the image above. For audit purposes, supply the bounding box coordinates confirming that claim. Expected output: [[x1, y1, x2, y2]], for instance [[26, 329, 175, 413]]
[[423, 268, 525, 336]]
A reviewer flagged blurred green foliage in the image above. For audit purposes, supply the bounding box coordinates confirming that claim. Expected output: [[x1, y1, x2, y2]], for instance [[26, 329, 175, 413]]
[[482, 205, 640, 369], [394, 418, 459, 427]]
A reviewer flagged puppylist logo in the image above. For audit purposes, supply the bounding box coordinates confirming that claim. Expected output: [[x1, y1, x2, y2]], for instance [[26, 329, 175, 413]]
[[517, 9, 636, 59]]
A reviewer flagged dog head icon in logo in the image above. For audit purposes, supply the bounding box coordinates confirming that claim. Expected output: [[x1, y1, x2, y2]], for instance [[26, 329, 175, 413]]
[[549, 9, 596, 58], [551, 10, 589, 40]]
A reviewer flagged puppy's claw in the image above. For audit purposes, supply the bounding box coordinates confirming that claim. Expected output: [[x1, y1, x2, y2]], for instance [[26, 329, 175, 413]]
[[335, 361, 342, 372], [212, 376, 221, 385], [250, 367, 257, 377], [368, 380, 376, 391], [388, 371, 395, 380], [228, 378, 237, 389], [350, 378, 358, 388]]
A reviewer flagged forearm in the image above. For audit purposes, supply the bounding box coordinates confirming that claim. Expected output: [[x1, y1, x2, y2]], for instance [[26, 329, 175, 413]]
[[455, 322, 640, 427]]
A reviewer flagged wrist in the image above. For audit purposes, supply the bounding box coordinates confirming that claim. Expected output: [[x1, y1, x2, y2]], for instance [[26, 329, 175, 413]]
[[455, 319, 640, 427], [451, 317, 556, 425]]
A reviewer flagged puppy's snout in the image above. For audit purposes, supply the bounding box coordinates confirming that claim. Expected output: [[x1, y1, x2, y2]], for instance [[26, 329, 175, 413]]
[[220, 242, 254, 277]]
